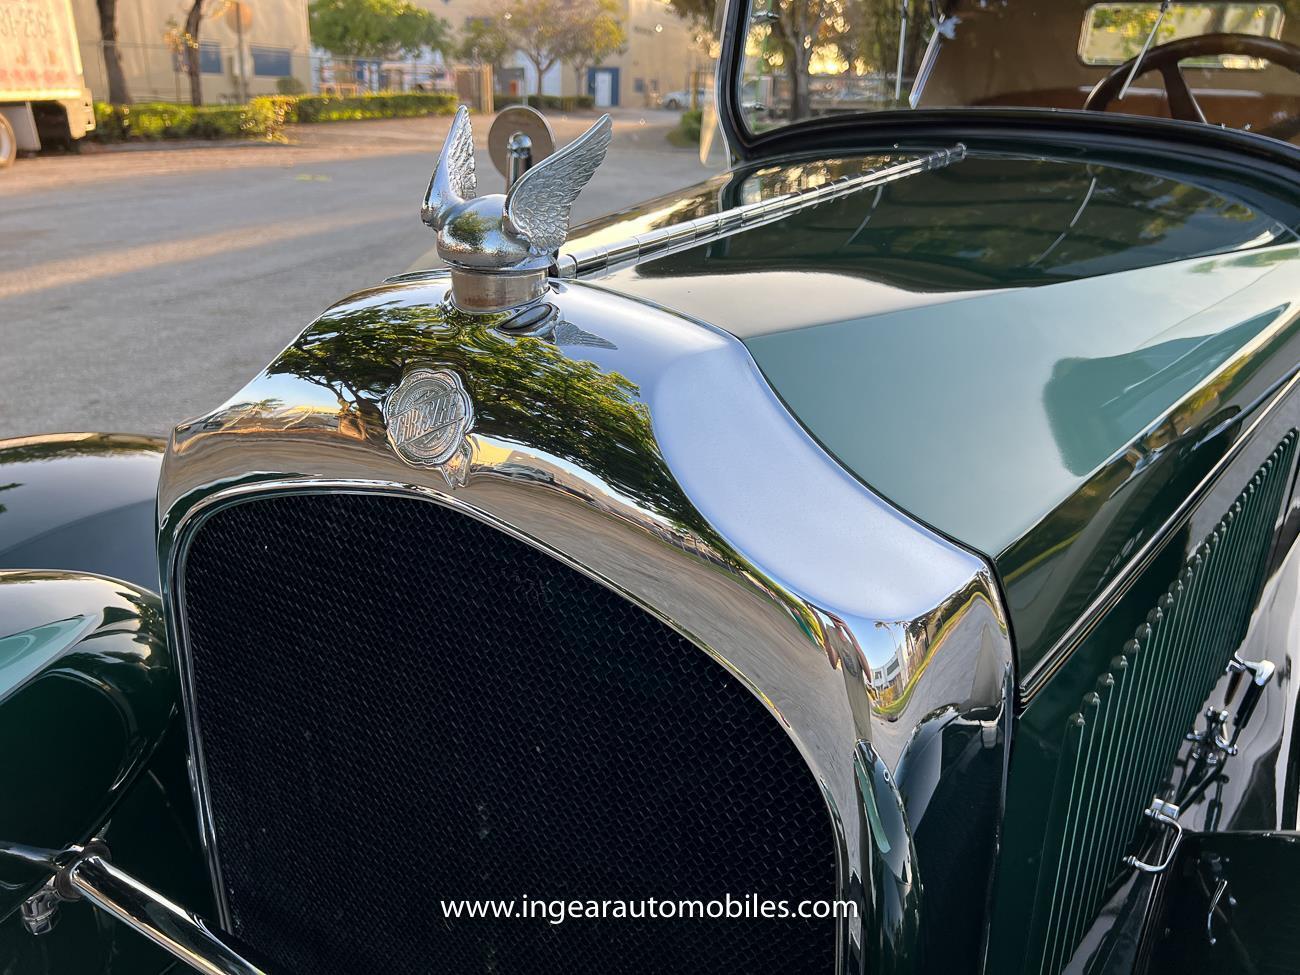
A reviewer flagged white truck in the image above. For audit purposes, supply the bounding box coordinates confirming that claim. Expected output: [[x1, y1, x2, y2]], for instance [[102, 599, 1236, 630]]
[[0, 0, 95, 167]]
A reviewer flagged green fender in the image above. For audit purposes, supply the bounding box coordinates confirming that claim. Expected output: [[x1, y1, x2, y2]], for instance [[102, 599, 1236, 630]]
[[0, 433, 164, 594], [0, 569, 205, 973]]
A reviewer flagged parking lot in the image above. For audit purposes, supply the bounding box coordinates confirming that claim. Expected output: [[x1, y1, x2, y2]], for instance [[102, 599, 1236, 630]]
[[0, 108, 716, 438]]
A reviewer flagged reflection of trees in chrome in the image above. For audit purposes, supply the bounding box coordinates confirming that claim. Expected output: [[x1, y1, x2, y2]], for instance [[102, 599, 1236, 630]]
[[0, 434, 161, 464], [270, 301, 709, 539], [0, 483, 17, 516], [268, 298, 835, 651], [0, 434, 162, 518]]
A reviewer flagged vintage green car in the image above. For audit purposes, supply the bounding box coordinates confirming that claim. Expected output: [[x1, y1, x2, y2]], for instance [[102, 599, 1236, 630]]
[[4, 0, 1300, 973]]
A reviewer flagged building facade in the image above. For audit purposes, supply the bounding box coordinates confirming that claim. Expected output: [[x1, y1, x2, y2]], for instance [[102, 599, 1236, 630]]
[[426, 0, 708, 108], [70, 0, 313, 104], [66, 0, 702, 108]]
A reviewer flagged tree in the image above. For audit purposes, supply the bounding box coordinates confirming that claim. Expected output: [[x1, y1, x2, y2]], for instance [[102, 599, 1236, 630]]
[[309, 0, 451, 60], [95, 0, 130, 103], [663, 0, 717, 28], [181, 0, 205, 106], [678, 0, 932, 121], [757, 0, 837, 120], [499, 0, 574, 101], [565, 0, 627, 97], [458, 17, 511, 75]]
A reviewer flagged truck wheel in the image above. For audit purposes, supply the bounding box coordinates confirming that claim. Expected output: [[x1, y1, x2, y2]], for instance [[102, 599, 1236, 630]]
[[0, 114, 15, 169]]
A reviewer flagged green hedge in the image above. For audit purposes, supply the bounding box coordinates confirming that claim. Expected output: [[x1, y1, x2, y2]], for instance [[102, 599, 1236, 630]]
[[677, 108, 703, 143], [289, 91, 458, 123], [496, 94, 595, 111], [90, 91, 456, 142], [92, 97, 286, 142]]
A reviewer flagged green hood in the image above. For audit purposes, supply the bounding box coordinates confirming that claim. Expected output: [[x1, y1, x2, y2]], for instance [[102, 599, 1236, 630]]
[[571, 146, 1300, 672]]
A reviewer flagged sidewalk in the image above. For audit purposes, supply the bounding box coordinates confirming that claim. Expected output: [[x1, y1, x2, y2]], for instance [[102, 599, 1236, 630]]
[[0, 108, 694, 196]]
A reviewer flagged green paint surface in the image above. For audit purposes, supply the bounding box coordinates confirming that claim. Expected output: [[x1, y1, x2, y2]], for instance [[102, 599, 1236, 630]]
[[579, 148, 1300, 669]]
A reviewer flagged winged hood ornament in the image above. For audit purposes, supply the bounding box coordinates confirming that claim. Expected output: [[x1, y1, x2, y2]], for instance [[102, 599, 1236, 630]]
[[422, 106, 612, 313]]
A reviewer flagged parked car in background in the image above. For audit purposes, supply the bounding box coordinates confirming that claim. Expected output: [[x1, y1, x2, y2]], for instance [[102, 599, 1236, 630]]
[[660, 87, 704, 109], [4, 0, 1300, 974]]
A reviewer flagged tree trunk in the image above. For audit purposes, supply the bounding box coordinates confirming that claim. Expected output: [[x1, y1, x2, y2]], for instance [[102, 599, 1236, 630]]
[[95, 0, 130, 104], [778, 33, 811, 119], [184, 0, 204, 106], [770, 14, 810, 120], [788, 60, 807, 119], [793, 48, 812, 119]]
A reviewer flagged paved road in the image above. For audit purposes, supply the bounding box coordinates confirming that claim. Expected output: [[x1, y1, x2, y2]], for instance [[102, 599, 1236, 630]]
[[0, 108, 716, 438]]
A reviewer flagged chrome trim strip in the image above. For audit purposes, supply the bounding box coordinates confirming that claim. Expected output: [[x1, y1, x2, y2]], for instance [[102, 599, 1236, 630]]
[[167, 505, 238, 931], [1022, 364, 1300, 701], [555, 145, 965, 279], [67, 853, 270, 975], [157, 277, 1012, 972]]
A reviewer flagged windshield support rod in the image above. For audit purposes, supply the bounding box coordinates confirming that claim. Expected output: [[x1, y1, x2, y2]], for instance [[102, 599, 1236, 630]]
[[895, 0, 910, 101], [1119, 0, 1172, 100]]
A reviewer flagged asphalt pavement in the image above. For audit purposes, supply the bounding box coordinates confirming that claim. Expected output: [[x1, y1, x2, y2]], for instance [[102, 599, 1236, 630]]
[[0, 108, 716, 438]]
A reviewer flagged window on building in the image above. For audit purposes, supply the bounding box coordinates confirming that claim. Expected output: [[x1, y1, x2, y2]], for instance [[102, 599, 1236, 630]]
[[251, 46, 293, 77], [200, 42, 222, 74], [174, 41, 222, 74]]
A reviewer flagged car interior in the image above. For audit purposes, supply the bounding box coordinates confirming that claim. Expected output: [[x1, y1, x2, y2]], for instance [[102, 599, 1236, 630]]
[[741, 0, 1300, 145]]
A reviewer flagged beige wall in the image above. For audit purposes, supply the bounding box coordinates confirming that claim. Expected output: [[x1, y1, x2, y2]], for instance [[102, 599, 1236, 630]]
[[612, 0, 706, 106], [71, 0, 312, 103]]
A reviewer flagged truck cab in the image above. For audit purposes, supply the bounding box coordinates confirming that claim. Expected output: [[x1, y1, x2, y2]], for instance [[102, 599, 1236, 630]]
[[0, 0, 96, 168]]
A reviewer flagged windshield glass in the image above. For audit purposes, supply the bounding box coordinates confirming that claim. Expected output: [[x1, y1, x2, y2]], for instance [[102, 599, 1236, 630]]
[[736, 0, 1300, 146]]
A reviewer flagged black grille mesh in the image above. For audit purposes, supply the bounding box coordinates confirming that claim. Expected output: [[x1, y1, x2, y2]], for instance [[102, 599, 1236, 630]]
[[181, 492, 837, 975]]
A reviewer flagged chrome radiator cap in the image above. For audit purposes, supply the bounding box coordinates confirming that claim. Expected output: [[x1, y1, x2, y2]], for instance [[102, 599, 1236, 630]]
[[421, 105, 611, 314]]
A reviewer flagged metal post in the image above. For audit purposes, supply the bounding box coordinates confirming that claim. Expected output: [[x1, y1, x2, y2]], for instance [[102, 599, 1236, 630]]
[[506, 131, 533, 190], [235, 9, 248, 103]]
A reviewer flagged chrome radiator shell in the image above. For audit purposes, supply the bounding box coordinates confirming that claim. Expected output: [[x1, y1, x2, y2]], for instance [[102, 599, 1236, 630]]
[[157, 277, 1014, 973]]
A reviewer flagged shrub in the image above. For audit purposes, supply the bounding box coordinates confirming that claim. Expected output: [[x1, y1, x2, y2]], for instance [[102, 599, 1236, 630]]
[[88, 91, 455, 143], [275, 76, 307, 95], [93, 102, 128, 141], [677, 107, 702, 143], [251, 95, 298, 128], [90, 99, 288, 142], [292, 91, 458, 123], [495, 94, 595, 112]]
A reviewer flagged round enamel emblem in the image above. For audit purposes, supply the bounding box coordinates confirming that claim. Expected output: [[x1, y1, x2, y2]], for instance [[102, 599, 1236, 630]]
[[384, 368, 474, 467]]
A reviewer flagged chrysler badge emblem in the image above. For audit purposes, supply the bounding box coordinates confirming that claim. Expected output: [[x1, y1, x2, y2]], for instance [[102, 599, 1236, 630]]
[[384, 367, 474, 467]]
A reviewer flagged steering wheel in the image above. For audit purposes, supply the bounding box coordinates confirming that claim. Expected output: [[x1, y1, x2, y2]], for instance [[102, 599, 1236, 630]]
[[1084, 32, 1300, 124]]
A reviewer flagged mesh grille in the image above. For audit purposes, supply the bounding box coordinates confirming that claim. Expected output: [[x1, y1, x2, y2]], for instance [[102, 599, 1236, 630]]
[[181, 492, 837, 975]]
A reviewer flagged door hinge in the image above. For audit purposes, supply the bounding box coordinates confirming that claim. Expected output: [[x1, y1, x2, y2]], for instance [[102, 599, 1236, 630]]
[[1124, 797, 1183, 874]]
